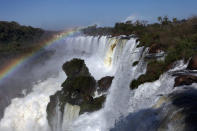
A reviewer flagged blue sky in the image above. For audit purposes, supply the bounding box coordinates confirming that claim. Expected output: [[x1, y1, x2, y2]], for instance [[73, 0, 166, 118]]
[[0, 0, 197, 30]]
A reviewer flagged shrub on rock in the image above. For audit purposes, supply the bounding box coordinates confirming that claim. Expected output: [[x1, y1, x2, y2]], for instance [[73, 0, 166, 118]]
[[62, 58, 90, 78]]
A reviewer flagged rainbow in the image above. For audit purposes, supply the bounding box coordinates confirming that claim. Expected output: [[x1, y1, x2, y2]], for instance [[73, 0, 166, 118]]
[[0, 28, 80, 83]]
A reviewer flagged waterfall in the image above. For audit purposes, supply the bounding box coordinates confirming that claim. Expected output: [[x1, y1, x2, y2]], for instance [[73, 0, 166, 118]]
[[0, 35, 188, 131], [62, 103, 80, 131], [50, 100, 62, 131], [70, 37, 146, 131], [0, 74, 63, 131], [49, 36, 139, 131], [0, 35, 137, 131]]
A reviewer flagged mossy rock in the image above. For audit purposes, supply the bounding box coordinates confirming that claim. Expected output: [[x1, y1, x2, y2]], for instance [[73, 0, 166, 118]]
[[80, 95, 106, 114], [61, 76, 96, 97], [47, 75, 104, 117], [62, 58, 90, 78], [130, 60, 166, 90], [57, 75, 96, 112]]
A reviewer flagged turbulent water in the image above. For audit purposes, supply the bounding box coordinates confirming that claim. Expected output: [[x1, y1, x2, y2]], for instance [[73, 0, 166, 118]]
[[0, 35, 194, 131]]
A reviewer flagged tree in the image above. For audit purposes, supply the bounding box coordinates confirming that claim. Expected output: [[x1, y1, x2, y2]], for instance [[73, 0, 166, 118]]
[[125, 20, 132, 24], [157, 16, 163, 24], [163, 16, 169, 25], [141, 20, 148, 26], [172, 18, 177, 23]]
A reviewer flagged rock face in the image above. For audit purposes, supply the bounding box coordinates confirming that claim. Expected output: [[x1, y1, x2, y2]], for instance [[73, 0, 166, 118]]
[[187, 55, 197, 70], [97, 76, 114, 94], [60, 76, 96, 106], [174, 75, 197, 87], [47, 58, 106, 129], [62, 58, 90, 78]]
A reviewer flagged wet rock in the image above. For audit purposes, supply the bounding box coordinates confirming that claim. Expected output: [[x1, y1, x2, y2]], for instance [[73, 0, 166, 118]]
[[174, 75, 197, 87], [80, 95, 106, 114], [136, 38, 140, 43], [62, 58, 90, 78], [187, 55, 197, 70], [132, 61, 139, 66], [97, 76, 114, 94], [49, 74, 104, 114], [59, 76, 96, 107]]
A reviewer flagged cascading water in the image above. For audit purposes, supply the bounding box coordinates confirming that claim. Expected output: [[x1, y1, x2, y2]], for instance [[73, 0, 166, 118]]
[[70, 37, 147, 131], [0, 34, 193, 131], [0, 35, 133, 131], [61, 103, 80, 131]]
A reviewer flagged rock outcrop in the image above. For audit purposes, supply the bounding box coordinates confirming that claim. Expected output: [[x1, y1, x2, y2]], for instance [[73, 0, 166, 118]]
[[47, 58, 106, 129], [174, 75, 197, 87], [187, 55, 197, 70], [62, 58, 90, 78], [97, 76, 114, 94]]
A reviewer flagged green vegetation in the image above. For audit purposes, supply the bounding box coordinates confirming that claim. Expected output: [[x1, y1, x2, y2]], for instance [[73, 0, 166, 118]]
[[130, 16, 197, 89], [130, 60, 167, 89], [82, 25, 113, 36], [0, 21, 44, 51], [80, 95, 106, 114], [83, 16, 197, 89], [0, 21, 58, 53], [0, 21, 43, 44]]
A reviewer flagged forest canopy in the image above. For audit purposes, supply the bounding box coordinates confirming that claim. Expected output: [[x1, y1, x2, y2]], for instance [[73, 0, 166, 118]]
[[0, 21, 44, 45]]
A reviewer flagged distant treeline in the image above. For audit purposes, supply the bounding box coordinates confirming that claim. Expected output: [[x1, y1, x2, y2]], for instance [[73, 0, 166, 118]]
[[0, 21, 58, 52], [0, 21, 59, 71], [82, 25, 113, 36], [0, 21, 44, 45]]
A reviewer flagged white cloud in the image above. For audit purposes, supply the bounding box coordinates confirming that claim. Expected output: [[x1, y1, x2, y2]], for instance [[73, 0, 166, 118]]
[[124, 14, 138, 22], [123, 14, 154, 23]]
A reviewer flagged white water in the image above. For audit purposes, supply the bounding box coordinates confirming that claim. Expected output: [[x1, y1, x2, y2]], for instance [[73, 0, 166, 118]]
[[0, 35, 180, 131], [70, 38, 148, 131], [0, 74, 63, 131], [62, 103, 80, 131]]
